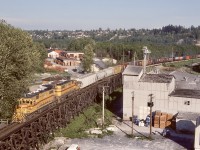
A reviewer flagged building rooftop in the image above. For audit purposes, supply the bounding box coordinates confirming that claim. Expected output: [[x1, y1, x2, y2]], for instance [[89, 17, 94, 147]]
[[93, 58, 107, 69], [170, 71, 200, 90], [65, 51, 84, 54], [54, 49, 64, 54], [122, 65, 143, 76], [176, 111, 200, 121], [169, 89, 200, 99], [139, 74, 173, 83], [170, 71, 198, 82]]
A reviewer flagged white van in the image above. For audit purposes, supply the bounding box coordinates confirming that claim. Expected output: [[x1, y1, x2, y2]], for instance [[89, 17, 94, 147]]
[[67, 144, 80, 150]]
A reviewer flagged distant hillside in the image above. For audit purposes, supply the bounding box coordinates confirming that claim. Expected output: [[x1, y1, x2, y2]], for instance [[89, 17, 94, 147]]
[[28, 25, 200, 61], [28, 25, 200, 44]]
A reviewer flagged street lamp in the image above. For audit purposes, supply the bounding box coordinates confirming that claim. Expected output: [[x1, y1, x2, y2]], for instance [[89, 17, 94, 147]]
[[147, 94, 154, 137], [132, 91, 134, 136]]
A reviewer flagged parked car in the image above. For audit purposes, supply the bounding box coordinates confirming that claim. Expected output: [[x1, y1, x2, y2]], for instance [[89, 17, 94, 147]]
[[66, 144, 80, 150]]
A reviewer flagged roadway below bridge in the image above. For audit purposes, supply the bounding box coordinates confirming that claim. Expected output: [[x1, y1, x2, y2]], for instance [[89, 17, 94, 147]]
[[42, 119, 194, 150]]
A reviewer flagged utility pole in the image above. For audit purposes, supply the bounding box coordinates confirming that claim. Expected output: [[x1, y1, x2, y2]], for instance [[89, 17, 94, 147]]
[[102, 86, 109, 128], [148, 94, 154, 137], [122, 44, 125, 70], [109, 43, 112, 58], [132, 91, 134, 136]]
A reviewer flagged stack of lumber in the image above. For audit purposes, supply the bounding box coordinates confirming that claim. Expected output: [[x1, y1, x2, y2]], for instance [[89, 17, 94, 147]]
[[153, 110, 161, 128], [160, 113, 167, 129], [154, 115, 160, 128], [153, 111, 175, 129], [166, 113, 173, 127]]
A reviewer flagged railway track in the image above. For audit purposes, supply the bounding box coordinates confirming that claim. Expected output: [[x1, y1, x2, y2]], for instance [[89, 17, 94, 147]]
[[0, 73, 122, 149]]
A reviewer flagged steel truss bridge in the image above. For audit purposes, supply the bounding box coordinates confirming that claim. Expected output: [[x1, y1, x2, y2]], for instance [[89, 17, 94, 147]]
[[0, 73, 122, 150]]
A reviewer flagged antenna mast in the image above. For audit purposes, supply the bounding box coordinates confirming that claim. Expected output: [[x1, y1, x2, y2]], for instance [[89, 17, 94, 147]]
[[142, 46, 151, 74]]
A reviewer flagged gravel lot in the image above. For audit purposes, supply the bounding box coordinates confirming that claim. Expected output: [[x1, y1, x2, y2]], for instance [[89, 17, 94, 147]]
[[42, 120, 194, 150]]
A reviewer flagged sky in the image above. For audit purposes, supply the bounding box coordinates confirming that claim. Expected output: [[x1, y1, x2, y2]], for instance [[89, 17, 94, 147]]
[[0, 0, 200, 30]]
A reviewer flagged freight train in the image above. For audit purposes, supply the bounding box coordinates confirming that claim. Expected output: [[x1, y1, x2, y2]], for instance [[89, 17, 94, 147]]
[[12, 65, 123, 122], [135, 54, 200, 66], [12, 54, 200, 122]]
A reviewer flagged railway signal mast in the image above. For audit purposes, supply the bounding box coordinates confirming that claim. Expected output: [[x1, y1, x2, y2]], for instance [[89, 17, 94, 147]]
[[142, 46, 151, 74]]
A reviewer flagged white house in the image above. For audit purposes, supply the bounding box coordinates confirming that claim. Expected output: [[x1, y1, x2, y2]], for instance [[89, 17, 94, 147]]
[[48, 51, 59, 59], [65, 51, 84, 60]]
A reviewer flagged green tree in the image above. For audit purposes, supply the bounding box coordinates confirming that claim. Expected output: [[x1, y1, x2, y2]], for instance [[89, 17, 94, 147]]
[[32, 42, 47, 72], [68, 38, 95, 51], [0, 22, 46, 119], [82, 44, 94, 72]]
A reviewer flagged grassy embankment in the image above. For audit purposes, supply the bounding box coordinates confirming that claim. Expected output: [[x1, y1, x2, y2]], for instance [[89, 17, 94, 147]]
[[54, 88, 122, 138], [54, 104, 113, 138]]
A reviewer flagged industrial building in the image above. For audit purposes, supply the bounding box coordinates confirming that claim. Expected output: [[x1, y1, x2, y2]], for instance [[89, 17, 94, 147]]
[[122, 65, 200, 124]]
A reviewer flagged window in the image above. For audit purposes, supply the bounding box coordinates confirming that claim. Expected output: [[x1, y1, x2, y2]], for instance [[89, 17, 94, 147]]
[[184, 101, 190, 105]]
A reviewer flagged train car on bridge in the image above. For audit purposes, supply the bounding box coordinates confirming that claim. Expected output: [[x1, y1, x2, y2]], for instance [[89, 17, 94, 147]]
[[12, 65, 123, 122], [12, 80, 80, 122], [12, 84, 56, 122], [12, 64, 124, 122]]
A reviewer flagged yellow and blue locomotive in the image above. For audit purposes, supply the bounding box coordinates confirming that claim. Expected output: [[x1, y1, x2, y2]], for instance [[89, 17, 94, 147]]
[[12, 80, 80, 122]]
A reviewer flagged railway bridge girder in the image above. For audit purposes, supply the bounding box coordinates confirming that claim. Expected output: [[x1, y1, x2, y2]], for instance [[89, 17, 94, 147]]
[[0, 73, 122, 150]]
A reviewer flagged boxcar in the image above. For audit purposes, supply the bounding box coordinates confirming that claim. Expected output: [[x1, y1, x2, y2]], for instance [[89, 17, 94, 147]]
[[76, 73, 97, 88]]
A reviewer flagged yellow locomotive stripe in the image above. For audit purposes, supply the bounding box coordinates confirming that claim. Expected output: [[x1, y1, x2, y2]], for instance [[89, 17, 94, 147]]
[[19, 94, 55, 109], [55, 85, 78, 93]]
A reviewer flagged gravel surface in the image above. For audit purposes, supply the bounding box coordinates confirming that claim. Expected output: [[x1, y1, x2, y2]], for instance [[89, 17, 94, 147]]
[[42, 120, 194, 150]]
